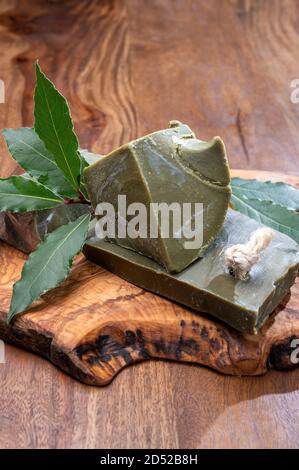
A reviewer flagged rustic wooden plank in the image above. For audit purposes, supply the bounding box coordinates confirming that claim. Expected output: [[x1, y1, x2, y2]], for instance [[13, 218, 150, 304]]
[[0, 170, 298, 385], [0, 0, 299, 450], [126, 0, 299, 174]]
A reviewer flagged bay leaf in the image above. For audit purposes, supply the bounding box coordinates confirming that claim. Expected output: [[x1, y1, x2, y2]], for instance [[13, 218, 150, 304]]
[[34, 63, 81, 192], [232, 177, 299, 210], [231, 195, 299, 243], [0, 175, 63, 212], [3, 127, 77, 199], [7, 212, 91, 322]]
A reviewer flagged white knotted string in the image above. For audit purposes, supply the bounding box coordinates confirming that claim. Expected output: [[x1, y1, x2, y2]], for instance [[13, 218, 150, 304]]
[[224, 227, 275, 280]]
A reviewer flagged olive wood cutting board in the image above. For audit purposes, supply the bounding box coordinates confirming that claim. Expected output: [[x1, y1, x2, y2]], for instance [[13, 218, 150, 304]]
[[0, 170, 298, 386]]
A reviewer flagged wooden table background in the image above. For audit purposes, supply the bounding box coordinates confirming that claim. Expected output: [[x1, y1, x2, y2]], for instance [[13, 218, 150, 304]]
[[0, 0, 299, 449]]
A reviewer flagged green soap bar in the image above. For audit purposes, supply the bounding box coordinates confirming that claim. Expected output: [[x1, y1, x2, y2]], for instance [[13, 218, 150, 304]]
[[84, 121, 231, 273], [84, 210, 299, 335]]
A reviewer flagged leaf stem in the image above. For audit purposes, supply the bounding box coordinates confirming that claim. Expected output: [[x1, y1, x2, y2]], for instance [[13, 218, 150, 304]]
[[64, 197, 90, 205]]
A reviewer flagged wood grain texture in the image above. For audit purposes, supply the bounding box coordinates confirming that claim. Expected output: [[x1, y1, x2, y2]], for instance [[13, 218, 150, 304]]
[[0, 0, 299, 449], [0, 172, 298, 384]]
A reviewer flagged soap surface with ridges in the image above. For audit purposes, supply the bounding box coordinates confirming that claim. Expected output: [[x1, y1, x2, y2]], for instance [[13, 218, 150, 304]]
[[84, 121, 231, 273]]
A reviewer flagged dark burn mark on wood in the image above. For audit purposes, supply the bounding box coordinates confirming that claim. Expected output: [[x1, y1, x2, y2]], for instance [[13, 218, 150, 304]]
[[75, 328, 150, 367], [152, 320, 200, 360], [125, 329, 150, 359], [194, 324, 222, 352], [87, 355, 99, 365], [176, 319, 193, 360], [153, 338, 168, 355], [200, 326, 209, 339], [218, 327, 234, 349], [153, 336, 199, 359], [176, 335, 183, 361], [153, 320, 223, 360], [75, 342, 94, 357], [95, 335, 115, 362], [210, 338, 221, 351], [175, 337, 200, 360], [76, 334, 133, 366], [136, 329, 150, 359], [191, 320, 200, 332], [125, 330, 136, 346]]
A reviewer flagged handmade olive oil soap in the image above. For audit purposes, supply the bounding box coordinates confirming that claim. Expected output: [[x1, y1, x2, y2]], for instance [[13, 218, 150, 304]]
[[84, 121, 231, 273], [84, 210, 299, 335]]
